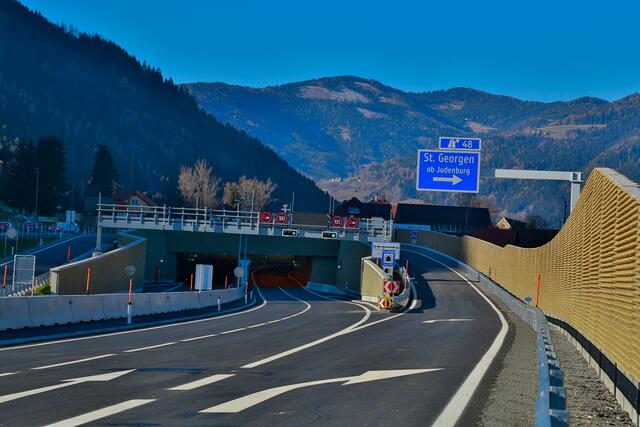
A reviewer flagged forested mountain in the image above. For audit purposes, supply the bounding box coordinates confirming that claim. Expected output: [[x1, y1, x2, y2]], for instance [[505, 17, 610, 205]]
[[0, 1, 328, 211], [185, 77, 640, 226]]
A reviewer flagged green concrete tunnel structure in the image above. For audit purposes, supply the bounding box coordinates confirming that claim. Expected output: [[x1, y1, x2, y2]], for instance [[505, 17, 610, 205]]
[[137, 230, 371, 294]]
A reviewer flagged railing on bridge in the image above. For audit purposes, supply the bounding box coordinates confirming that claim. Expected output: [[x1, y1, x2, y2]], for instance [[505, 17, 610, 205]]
[[97, 204, 393, 242]]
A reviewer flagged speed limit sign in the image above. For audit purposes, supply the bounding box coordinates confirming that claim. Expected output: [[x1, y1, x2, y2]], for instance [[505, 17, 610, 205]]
[[330, 216, 344, 228], [275, 212, 289, 224]]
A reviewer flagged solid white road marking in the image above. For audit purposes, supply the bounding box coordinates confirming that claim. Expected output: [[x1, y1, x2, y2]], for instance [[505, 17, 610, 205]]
[[201, 369, 442, 413], [123, 342, 176, 353], [178, 287, 310, 342], [422, 318, 475, 324], [241, 288, 371, 369], [402, 247, 509, 427], [0, 287, 269, 352], [43, 399, 155, 427], [0, 372, 19, 377], [0, 370, 135, 404], [167, 373, 235, 391], [32, 354, 115, 370]]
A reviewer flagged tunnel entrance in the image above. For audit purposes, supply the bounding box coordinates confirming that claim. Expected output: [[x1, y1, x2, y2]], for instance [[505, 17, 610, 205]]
[[177, 252, 312, 289]]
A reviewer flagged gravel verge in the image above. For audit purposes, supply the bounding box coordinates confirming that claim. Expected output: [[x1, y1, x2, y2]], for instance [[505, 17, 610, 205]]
[[550, 326, 633, 426], [474, 298, 537, 427]]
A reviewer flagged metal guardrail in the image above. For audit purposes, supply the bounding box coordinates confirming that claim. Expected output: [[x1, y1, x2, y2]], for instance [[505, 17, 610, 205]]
[[97, 203, 393, 242], [401, 244, 569, 426]]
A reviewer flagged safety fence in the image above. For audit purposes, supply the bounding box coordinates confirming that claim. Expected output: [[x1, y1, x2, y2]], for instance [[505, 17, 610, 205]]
[[0, 287, 243, 331], [395, 167, 640, 425]]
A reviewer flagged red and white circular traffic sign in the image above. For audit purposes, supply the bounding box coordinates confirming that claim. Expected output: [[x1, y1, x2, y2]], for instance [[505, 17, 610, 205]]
[[259, 211, 273, 223], [275, 212, 289, 224], [345, 216, 359, 228], [330, 216, 344, 228]]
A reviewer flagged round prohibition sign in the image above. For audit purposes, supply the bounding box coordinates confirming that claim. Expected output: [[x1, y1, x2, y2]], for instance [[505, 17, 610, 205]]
[[259, 211, 273, 223], [330, 216, 344, 228], [345, 216, 359, 228], [275, 212, 289, 224]]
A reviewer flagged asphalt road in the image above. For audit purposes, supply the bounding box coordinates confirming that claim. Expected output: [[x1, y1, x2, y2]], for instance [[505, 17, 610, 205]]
[[0, 235, 101, 278], [0, 248, 509, 426]]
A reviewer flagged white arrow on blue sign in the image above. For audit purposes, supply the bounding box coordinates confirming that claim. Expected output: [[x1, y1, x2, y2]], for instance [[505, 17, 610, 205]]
[[439, 137, 481, 151], [416, 149, 481, 193]]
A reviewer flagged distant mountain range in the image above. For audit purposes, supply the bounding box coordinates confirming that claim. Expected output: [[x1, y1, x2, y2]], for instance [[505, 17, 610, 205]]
[[0, 1, 328, 211], [185, 77, 640, 225]]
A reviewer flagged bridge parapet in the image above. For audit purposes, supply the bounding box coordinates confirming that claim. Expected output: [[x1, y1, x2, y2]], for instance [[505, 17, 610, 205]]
[[97, 204, 392, 242]]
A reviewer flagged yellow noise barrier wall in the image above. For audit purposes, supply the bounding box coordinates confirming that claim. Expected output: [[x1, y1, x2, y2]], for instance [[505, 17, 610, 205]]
[[395, 168, 640, 382]]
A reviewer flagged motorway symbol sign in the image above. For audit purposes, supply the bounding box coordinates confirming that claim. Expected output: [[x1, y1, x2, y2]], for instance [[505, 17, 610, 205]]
[[416, 149, 480, 193], [275, 212, 289, 224], [330, 216, 344, 228], [383, 280, 400, 294], [259, 212, 273, 223], [439, 137, 481, 151], [345, 216, 359, 228], [381, 249, 395, 268]]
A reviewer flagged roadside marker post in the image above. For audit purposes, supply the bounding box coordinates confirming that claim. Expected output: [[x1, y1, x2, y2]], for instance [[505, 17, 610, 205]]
[[190, 273, 194, 291], [85, 267, 92, 294], [67, 245, 71, 263], [124, 265, 136, 325], [2, 264, 7, 291], [217, 296, 221, 312]]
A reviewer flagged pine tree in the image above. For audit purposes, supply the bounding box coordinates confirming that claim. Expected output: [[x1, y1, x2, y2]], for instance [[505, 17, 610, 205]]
[[35, 135, 68, 215], [1, 139, 36, 211], [90, 144, 120, 196]]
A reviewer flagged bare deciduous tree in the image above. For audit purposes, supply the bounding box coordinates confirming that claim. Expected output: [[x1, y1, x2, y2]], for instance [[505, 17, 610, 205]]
[[222, 176, 277, 211], [178, 159, 220, 208]]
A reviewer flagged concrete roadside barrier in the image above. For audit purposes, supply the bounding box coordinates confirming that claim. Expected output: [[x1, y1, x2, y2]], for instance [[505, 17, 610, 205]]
[[101, 294, 128, 319], [70, 295, 105, 322], [0, 287, 245, 331], [0, 297, 32, 330], [28, 295, 74, 327]]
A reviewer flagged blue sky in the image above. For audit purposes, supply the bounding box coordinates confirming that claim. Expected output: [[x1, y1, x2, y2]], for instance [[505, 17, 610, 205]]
[[21, 0, 640, 102]]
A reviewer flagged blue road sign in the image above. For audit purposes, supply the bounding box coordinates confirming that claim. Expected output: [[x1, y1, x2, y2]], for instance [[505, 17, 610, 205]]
[[381, 249, 395, 268], [416, 149, 481, 193], [439, 137, 481, 151]]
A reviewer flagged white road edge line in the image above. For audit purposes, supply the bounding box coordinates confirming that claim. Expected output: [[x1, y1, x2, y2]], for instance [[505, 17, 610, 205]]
[[42, 399, 155, 427], [123, 342, 176, 353], [403, 247, 509, 427], [32, 354, 115, 370], [0, 287, 269, 352], [167, 373, 235, 391], [0, 372, 19, 377]]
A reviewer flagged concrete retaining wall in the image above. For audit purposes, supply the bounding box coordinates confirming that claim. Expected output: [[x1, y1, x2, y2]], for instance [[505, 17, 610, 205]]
[[0, 287, 243, 330], [50, 234, 147, 295]]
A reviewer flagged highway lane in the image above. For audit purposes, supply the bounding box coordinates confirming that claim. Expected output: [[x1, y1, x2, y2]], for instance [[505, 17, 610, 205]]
[[0, 235, 102, 277], [0, 249, 509, 426]]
